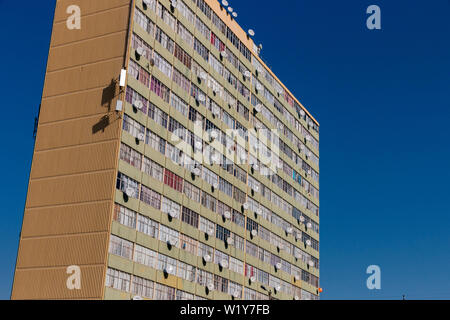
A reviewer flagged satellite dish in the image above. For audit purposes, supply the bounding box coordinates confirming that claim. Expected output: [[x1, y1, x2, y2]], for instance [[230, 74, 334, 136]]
[[133, 295, 144, 300], [294, 251, 301, 259], [169, 208, 178, 218], [213, 182, 219, 189], [248, 29, 255, 37], [207, 227, 215, 236], [207, 282, 215, 291], [220, 259, 229, 269], [255, 104, 262, 113], [228, 7, 233, 13], [220, 51, 228, 58], [195, 141, 203, 150], [294, 274, 300, 281], [203, 254, 211, 262], [170, 0, 177, 7], [222, 0, 229, 6], [256, 83, 263, 91], [243, 202, 249, 210], [224, 211, 231, 219], [210, 130, 218, 140], [250, 276, 256, 283], [226, 236, 233, 245], [134, 100, 143, 110], [307, 222, 312, 229], [275, 285, 281, 291], [137, 133, 145, 141], [198, 94, 206, 102], [136, 47, 144, 56], [256, 208, 263, 216], [306, 239, 312, 246], [165, 265, 174, 273], [254, 185, 260, 192], [300, 109, 305, 116], [192, 168, 200, 177], [211, 155, 219, 164], [308, 260, 315, 268], [286, 227, 293, 234], [294, 295, 300, 300], [240, 154, 247, 162], [244, 70, 251, 78], [300, 216, 305, 222], [275, 262, 282, 269], [125, 187, 134, 197], [232, 12, 237, 18], [200, 71, 207, 80], [233, 291, 239, 298], [251, 229, 257, 237]]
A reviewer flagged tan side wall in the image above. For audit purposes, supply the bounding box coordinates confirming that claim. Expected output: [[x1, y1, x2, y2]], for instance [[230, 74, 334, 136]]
[[11, 0, 132, 300]]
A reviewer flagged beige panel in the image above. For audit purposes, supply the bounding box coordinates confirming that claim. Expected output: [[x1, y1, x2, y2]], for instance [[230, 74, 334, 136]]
[[54, 0, 131, 23], [11, 266, 105, 300], [31, 140, 118, 179], [16, 233, 109, 268], [26, 171, 116, 208], [47, 31, 128, 72], [21, 202, 112, 237]]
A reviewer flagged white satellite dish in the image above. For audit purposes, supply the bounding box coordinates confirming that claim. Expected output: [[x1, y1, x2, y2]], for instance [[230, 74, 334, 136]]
[[224, 211, 231, 219], [133, 295, 144, 300], [294, 274, 300, 281], [207, 227, 215, 236], [286, 227, 293, 234], [165, 265, 174, 273], [125, 187, 134, 197], [308, 261, 315, 268], [294, 251, 301, 259], [307, 222, 312, 229], [137, 133, 145, 141], [275, 262, 282, 270], [207, 282, 215, 291], [300, 216, 305, 222], [219, 259, 229, 269], [294, 295, 300, 300], [134, 100, 143, 110], [255, 104, 262, 113], [256, 208, 263, 216], [232, 12, 237, 18], [195, 141, 203, 150], [244, 70, 251, 78], [243, 202, 249, 210], [251, 229, 257, 237], [228, 7, 233, 13], [203, 254, 211, 262], [300, 109, 305, 116], [222, 0, 229, 6], [250, 276, 256, 283], [193, 168, 201, 177], [210, 130, 218, 140], [136, 47, 144, 56], [213, 182, 219, 189], [233, 291, 239, 298], [256, 83, 263, 91], [226, 236, 233, 245], [220, 50, 228, 58], [275, 285, 281, 292], [169, 208, 177, 218], [198, 94, 206, 102], [170, 0, 177, 7], [248, 29, 255, 37], [200, 71, 207, 80], [306, 239, 312, 246]]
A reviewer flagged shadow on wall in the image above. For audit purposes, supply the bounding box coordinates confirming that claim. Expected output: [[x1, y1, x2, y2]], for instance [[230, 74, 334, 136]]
[[92, 79, 123, 134]]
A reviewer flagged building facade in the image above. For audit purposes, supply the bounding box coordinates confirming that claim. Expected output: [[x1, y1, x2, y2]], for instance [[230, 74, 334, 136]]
[[12, 0, 320, 300]]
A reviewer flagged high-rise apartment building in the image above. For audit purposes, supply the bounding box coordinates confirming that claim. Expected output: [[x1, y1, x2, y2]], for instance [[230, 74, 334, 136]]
[[12, 0, 320, 300]]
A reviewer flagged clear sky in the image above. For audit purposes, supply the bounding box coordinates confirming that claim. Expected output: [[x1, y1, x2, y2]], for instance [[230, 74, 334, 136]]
[[0, 0, 449, 300]]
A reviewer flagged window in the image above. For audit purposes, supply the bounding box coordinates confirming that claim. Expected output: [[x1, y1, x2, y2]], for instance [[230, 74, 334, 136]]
[[137, 215, 159, 239], [148, 103, 168, 128], [199, 216, 215, 235], [146, 130, 166, 154], [150, 76, 170, 103], [134, 244, 157, 268], [109, 235, 133, 260], [154, 51, 172, 78], [125, 86, 148, 114], [123, 114, 145, 139], [155, 27, 174, 53], [159, 224, 180, 246], [180, 234, 198, 255], [132, 276, 154, 299], [113, 204, 137, 229], [215, 225, 230, 242], [232, 210, 245, 229], [183, 181, 200, 202], [194, 38, 209, 61], [120, 143, 142, 170], [177, 21, 194, 47], [116, 172, 139, 198], [164, 170, 183, 192], [229, 257, 244, 275], [140, 185, 161, 209], [201, 191, 216, 212], [174, 44, 192, 69], [161, 197, 181, 219], [142, 157, 163, 181], [106, 268, 131, 292], [177, 262, 196, 282], [157, 253, 177, 275], [219, 177, 232, 198], [182, 207, 199, 228], [154, 283, 176, 300]]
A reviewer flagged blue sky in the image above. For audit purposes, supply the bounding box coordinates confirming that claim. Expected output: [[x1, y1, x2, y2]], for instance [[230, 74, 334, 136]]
[[0, 0, 449, 300]]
